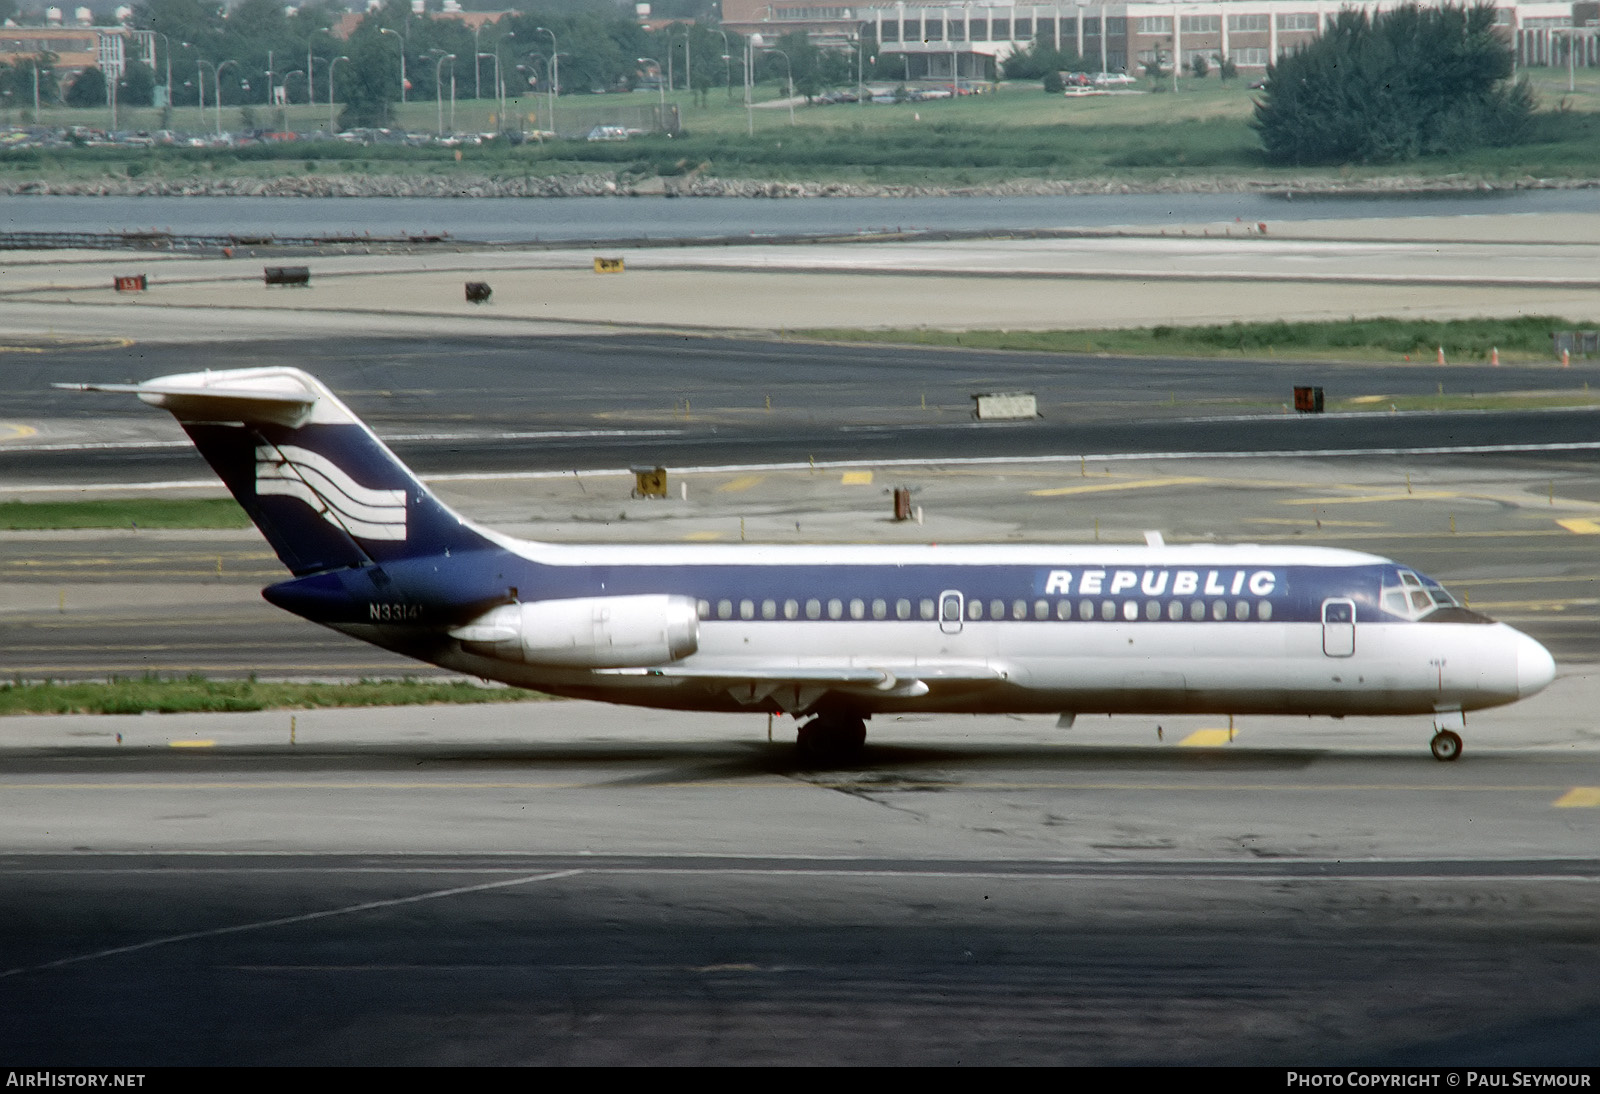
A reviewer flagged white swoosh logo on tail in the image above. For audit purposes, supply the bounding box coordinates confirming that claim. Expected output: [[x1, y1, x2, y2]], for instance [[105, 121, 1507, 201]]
[[254, 444, 407, 541]]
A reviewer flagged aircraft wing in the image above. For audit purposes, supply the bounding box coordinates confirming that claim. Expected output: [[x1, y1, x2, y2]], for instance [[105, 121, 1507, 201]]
[[598, 661, 1008, 712]]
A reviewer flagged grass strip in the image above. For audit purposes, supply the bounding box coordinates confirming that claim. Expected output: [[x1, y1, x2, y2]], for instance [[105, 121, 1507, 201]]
[[0, 498, 249, 530], [799, 316, 1592, 363], [0, 675, 548, 716]]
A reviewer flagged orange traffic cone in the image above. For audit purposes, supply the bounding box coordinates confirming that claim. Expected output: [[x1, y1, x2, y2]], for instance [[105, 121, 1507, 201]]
[[1563, 348, 1571, 368], [1491, 347, 1500, 366], [1437, 346, 1446, 365]]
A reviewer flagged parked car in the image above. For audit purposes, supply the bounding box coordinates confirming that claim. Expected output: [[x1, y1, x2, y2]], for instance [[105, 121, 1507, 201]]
[[1093, 71, 1137, 87], [586, 125, 629, 142]]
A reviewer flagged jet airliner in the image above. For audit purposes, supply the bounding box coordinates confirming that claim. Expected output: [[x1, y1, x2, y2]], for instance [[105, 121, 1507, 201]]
[[72, 367, 1557, 761]]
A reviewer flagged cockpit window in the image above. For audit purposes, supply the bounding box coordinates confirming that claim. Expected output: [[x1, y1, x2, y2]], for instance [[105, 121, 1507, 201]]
[[1380, 569, 1486, 623]]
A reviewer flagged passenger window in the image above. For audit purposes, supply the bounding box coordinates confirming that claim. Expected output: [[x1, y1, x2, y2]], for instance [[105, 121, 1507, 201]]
[[806, 599, 822, 619], [1235, 601, 1250, 620], [1101, 601, 1116, 621], [1146, 601, 1161, 620], [763, 600, 778, 620], [1122, 602, 1138, 621], [896, 599, 912, 620], [1079, 600, 1093, 621], [1167, 600, 1183, 621], [783, 599, 798, 619], [872, 599, 887, 619], [850, 598, 865, 619], [697, 599, 711, 620], [740, 599, 755, 620], [1190, 601, 1206, 621], [1258, 601, 1273, 621], [827, 598, 843, 620], [1012, 600, 1026, 620], [1212, 601, 1227, 621], [919, 598, 935, 620], [990, 599, 1004, 620], [941, 596, 962, 622], [1056, 600, 1071, 621], [1034, 600, 1049, 619], [717, 599, 733, 620], [969, 599, 984, 620]]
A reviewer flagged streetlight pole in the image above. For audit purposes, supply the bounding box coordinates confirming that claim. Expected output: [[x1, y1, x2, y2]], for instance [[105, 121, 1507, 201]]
[[714, 28, 732, 102], [745, 33, 758, 135], [535, 26, 557, 138], [637, 56, 665, 126], [379, 26, 406, 106], [195, 59, 214, 132], [478, 52, 501, 129], [280, 69, 303, 133], [215, 58, 238, 134], [153, 31, 172, 113], [765, 47, 794, 124], [329, 54, 349, 131]]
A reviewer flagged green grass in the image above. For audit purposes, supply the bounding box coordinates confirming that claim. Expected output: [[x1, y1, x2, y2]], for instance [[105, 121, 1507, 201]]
[[0, 674, 548, 716], [0, 498, 249, 530], [6, 72, 1599, 186], [799, 316, 1594, 364]]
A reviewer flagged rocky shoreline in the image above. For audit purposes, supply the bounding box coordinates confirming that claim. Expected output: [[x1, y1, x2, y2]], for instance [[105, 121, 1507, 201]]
[[2, 172, 1596, 199]]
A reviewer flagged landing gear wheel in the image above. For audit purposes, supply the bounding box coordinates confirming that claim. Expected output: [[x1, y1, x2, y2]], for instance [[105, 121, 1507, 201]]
[[1430, 730, 1463, 762], [796, 714, 867, 764]]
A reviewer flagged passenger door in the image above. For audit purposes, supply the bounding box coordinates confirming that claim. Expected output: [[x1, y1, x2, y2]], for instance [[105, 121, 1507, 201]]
[[939, 590, 964, 635], [1322, 598, 1355, 657]]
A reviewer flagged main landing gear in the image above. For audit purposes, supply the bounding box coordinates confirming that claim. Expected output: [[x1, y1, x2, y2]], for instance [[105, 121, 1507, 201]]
[[1430, 710, 1465, 761], [796, 712, 867, 763], [1430, 730, 1463, 762]]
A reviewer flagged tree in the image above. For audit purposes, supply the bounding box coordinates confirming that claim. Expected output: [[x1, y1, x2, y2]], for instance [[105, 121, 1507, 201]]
[[337, 28, 399, 128], [1189, 54, 1209, 79], [1218, 56, 1238, 83], [64, 67, 106, 108], [1253, 2, 1534, 165], [119, 60, 158, 106]]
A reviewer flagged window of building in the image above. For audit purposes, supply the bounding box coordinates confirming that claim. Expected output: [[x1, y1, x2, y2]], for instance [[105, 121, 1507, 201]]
[[1228, 14, 1269, 32], [1136, 16, 1172, 35], [1277, 13, 1319, 31], [1232, 47, 1269, 65], [1180, 15, 1219, 33]]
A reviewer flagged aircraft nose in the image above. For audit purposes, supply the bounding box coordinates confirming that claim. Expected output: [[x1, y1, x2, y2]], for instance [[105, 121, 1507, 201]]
[[1515, 630, 1556, 698]]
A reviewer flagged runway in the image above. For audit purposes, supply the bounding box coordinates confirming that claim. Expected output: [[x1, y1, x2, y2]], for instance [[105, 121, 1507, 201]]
[[2, 708, 1598, 1065]]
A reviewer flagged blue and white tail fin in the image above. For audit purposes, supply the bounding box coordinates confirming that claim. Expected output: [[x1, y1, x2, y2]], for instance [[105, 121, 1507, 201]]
[[65, 367, 494, 576]]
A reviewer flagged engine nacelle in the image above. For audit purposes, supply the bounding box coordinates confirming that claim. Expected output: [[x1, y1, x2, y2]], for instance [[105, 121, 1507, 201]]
[[448, 594, 699, 669]]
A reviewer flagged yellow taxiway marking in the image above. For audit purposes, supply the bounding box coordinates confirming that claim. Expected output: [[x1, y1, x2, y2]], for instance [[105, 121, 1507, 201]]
[[0, 423, 38, 441], [1282, 492, 1459, 505], [716, 474, 765, 493], [1031, 476, 1210, 498], [168, 740, 216, 749], [1557, 518, 1600, 535], [840, 471, 874, 485], [1348, 395, 1388, 404], [682, 530, 724, 541], [1178, 729, 1235, 747], [1554, 787, 1600, 808]]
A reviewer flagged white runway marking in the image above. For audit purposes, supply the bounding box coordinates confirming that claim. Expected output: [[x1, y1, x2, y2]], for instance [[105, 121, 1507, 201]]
[[0, 868, 583, 979]]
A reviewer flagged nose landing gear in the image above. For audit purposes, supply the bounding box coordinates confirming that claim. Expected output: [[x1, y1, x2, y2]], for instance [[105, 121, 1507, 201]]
[[796, 712, 867, 764], [1429, 729, 1463, 762]]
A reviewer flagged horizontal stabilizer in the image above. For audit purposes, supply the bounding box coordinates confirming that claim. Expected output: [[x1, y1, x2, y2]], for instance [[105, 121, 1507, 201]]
[[56, 371, 324, 427]]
